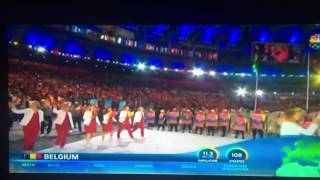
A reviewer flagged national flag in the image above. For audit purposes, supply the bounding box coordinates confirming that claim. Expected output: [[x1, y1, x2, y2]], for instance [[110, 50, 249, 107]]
[[26, 153, 43, 160]]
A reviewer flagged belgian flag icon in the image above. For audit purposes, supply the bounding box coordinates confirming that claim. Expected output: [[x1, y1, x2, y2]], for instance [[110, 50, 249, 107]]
[[25, 153, 43, 160]]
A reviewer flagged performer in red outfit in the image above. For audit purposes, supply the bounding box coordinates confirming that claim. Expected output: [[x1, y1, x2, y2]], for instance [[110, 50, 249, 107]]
[[232, 111, 247, 139], [132, 106, 145, 138], [250, 109, 266, 139], [179, 108, 193, 133], [206, 109, 219, 136], [102, 107, 116, 142], [53, 102, 74, 148], [219, 109, 230, 137], [117, 106, 134, 140], [167, 107, 179, 132], [10, 100, 44, 151], [83, 105, 101, 147], [145, 108, 155, 129], [194, 110, 206, 135]]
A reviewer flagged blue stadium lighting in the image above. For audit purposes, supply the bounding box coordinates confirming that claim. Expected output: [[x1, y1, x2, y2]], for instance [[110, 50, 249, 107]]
[[123, 25, 139, 30], [154, 25, 169, 35], [148, 57, 164, 68], [290, 36, 297, 43], [65, 40, 84, 57], [179, 25, 194, 40], [278, 26, 304, 44], [164, 67, 168, 71], [6, 31, 13, 42], [251, 26, 272, 42], [121, 53, 137, 65], [137, 63, 146, 70], [25, 31, 54, 51], [289, 31, 303, 44], [171, 62, 185, 70], [192, 67, 204, 77], [223, 72, 228, 76], [95, 49, 113, 61], [285, 27, 304, 44], [203, 26, 217, 43], [229, 27, 241, 44], [259, 32, 270, 42]]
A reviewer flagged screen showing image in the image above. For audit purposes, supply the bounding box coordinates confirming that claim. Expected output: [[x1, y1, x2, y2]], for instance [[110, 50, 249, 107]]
[[252, 42, 301, 63], [7, 25, 320, 177]]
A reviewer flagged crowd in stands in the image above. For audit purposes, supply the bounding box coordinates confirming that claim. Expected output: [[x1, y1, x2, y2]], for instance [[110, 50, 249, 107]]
[[8, 59, 320, 113]]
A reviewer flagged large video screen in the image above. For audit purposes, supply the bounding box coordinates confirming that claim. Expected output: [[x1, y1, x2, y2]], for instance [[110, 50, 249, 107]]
[[252, 42, 301, 63], [8, 25, 320, 177]]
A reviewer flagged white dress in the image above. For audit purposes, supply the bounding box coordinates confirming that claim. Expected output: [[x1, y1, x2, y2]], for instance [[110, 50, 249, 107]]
[[280, 121, 319, 136]]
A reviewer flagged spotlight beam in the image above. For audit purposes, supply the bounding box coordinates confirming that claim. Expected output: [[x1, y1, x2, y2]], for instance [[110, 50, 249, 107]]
[[192, 67, 204, 77], [137, 63, 146, 70], [236, 87, 247, 97]]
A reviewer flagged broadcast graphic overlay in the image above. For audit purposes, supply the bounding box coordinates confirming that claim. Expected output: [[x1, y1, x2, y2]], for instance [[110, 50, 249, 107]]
[[8, 25, 320, 177]]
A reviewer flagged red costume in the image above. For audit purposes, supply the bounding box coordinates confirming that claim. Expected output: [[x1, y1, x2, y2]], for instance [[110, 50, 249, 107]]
[[132, 111, 145, 137], [103, 112, 114, 133], [206, 112, 219, 127], [117, 111, 133, 139], [55, 114, 71, 147], [219, 111, 230, 127], [11, 107, 44, 151], [232, 115, 246, 131], [85, 115, 97, 133], [167, 111, 178, 125], [23, 112, 40, 151], [145, 111, 155, 124], [180, 110, 192, 125], [251, 113, 265, 130], [194, 112, 205, 128]]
